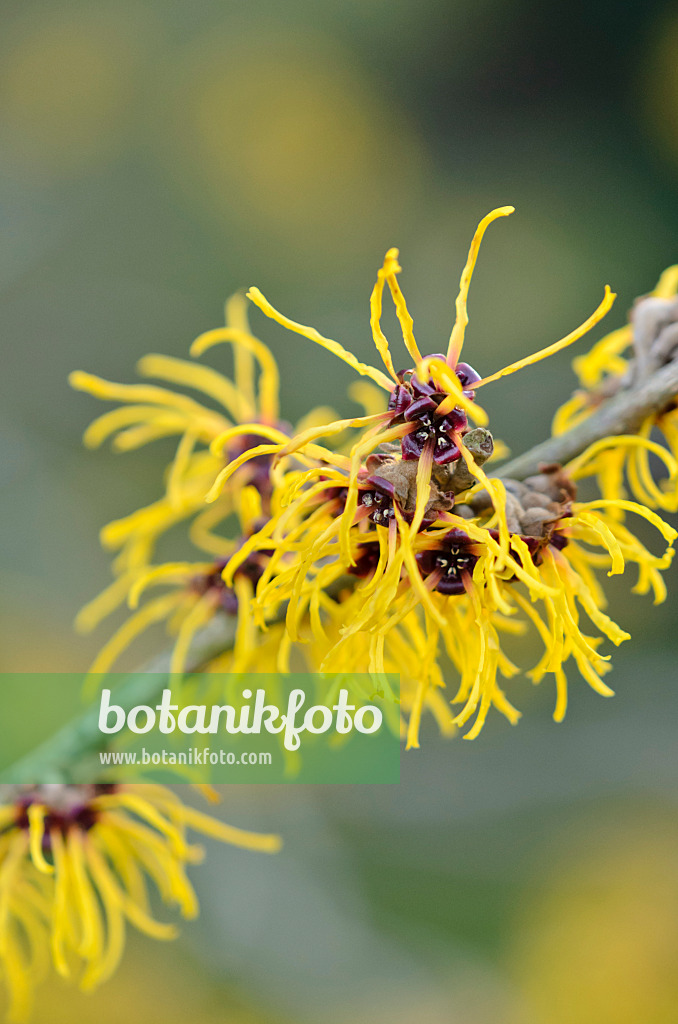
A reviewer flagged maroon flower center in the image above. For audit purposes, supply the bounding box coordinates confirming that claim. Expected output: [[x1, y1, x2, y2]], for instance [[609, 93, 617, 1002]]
[[11, 784, 117, 847], [192, 546, 271, 613], [388, 359, 481, 466], [348, 542, 381, 578], [416, 529, 479, 595]]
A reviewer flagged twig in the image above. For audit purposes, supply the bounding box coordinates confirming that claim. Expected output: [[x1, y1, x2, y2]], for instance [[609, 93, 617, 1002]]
[[0, 617, 237, 785], [496, 358, 678, 481]]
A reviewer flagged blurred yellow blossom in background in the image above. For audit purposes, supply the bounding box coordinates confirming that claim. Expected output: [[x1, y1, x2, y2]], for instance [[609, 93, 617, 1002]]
[[508, 813, 678, 1024]]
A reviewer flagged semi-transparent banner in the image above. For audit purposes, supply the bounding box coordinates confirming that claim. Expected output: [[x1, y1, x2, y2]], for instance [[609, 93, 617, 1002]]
[[0, 673, 401, 785]]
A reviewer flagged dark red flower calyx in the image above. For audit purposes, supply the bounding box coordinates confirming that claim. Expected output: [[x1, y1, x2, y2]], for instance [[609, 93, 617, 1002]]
[[387, 358, 481, 466], [9, 784, 118, 846], [192, 545, 271, 614], [416, 528, 479, 595], [348, 541, 381, 578]]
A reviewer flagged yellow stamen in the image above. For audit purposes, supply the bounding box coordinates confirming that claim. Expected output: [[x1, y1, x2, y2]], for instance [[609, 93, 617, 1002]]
[[369, 250, 400, 382], [652, 263, 678, 299], [27, 806, 53, 875], [190, 325, 280, 422], [172, 805, 282, 853], [74, 573, 135, 634], [137, 353, 252, 422], [69, 372, 218, 417], [575, 511, 625, 576], [225, 292, 256, 412], [128, 562, 212, 610], [383, 249, 424, 364], [447, 206, 515, 366], [84, 590, 186, 681], [170, 592, 218, 680], [276, 412, 387, 459], [580, 498, 677, 544], [416, 355, 487, 425], [474, 286, 616, 388], [167, 430, 197, 508], [246, 286, 394, 391], [82, 404, 187, 449]]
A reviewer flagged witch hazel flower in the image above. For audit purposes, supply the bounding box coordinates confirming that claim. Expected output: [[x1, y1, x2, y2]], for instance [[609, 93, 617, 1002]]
[[0, 784, 279, 1021], [71, 205, 677, 749]]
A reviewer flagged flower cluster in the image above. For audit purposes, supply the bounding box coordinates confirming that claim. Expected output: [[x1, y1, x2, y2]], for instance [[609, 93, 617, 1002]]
[[71, 292, 318, 680], [0, 784, 279, 1020], [50, 208, 678, 1013], [71, 206, 677, 749]]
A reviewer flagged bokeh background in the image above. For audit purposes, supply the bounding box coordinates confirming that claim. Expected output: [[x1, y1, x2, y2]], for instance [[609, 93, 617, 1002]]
[[2, 0, 678, 1020]]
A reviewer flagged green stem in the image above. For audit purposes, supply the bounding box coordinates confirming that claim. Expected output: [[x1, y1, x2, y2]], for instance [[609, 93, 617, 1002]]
[[496, 358, 678, 480], [0, 618, 236, 785]]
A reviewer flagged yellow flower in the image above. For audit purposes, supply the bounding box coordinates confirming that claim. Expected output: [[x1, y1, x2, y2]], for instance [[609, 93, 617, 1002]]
[[203, 210, 677, 744], [553, 264, 678, 512], [241, 463, 674, 745], [0, 784, 279, 1021], [82, 509, 271, 682], [71, 205, 678, 746], [223, 206, 614, 564], [70, 293, 342, 679]]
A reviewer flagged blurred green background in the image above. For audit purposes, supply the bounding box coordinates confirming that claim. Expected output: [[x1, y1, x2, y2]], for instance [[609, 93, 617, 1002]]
[[2, 0, 678, 1020]]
